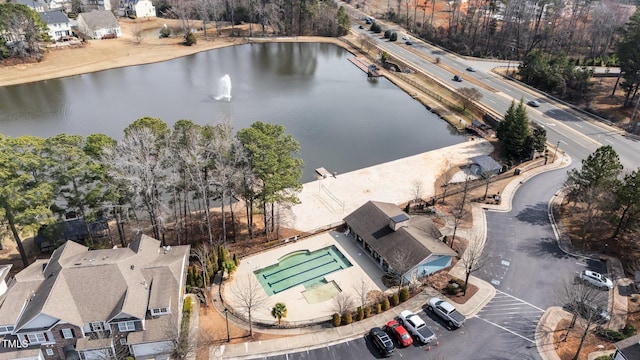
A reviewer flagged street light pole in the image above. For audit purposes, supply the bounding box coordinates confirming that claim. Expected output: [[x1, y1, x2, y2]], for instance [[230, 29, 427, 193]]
[[224, 308, 230, 342], [553, 141, 560, 162]]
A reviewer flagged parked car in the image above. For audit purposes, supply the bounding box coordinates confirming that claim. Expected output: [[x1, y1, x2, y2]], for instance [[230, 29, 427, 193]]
[[466, 66, 476, 72], [527, 100, 541, 107], [427, 297, 466, 328], [453, 75, 463, 82], [369, 327, 395, 357], [398, 310, 436, 344], [386, 320, 413, 347], [579, 270, 614, 290], [568, 298, 611, 324]]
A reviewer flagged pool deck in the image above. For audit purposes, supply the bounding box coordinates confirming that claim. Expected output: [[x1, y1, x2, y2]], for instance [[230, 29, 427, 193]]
[[281, 139, 494, 232], [224, 231, 387, 325]]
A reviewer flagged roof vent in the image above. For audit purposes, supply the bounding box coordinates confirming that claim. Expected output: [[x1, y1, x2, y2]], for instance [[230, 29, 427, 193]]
[[130, 265, 135, 270]]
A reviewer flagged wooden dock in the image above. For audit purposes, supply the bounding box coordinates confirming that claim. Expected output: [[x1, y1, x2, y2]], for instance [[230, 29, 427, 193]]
[[315, 167, 331, 178], [348, 57, 382, 77]]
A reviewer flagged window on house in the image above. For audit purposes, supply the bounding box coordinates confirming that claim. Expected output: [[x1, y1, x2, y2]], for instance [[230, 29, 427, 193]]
[[119, 338, 127, 345], [0, 325, 14, 334], [46, 349, 54, 356], [26, 332, 48, 343], [61, 328, 74, 339], [89, 322, 104, 332], [117, 321, 135, 332], [151, 307, 170, 315]]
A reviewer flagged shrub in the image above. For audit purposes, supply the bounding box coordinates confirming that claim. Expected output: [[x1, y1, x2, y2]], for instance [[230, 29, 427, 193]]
[[343, 311, 353, 325], [376, 303, 382, 314], [384, 30, 391, 38], [382, 298, 390, 311], [599, 329, 624, 341], [184, 31, 197, 46], [183, 297, 192, 314], [390, 32, 398, 42], [364, 306, 371, 318], [332, 313, 341, 327], [594, 356, 612, 360], [399, 288, 409, 302], [371, 23, 382, 33], [159, 26, 171, 38], [622, 323, 637, 337], [390, 293, 399, 306], [356, 306, 364, 321]]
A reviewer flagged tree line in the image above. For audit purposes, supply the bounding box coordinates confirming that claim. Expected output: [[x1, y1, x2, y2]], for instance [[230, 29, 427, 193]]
[[0, 118, 303, 268]]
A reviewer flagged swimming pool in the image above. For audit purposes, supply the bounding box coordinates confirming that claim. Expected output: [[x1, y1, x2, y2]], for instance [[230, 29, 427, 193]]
[[254, 245, 352, 296]]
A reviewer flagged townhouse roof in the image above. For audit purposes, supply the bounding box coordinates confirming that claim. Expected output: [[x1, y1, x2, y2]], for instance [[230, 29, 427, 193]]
[[38, 10, 69, 24], [77, 10, 119, 30]]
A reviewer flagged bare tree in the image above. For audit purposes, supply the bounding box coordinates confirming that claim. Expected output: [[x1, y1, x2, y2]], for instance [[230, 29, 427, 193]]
[[410, 179, 424, 205], [191, 243, 212, 286], [450, 175, 471, 248], [555, 277, 609, 360], [481, 169, 496, 200], [456, 87, 483, 111], [440, 159, 454, 204], [332, 292, 355, 315], [353, 277, 372, 308], [229, 274, 268, 336], [459, 232, 490, 295], [388, 247, 414, 287]]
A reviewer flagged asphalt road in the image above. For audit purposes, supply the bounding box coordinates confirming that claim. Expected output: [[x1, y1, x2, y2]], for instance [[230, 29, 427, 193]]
[[265, 14, 640, 360]]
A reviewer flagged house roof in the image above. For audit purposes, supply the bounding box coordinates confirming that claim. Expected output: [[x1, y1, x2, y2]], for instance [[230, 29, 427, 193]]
[[344, 201, 455, 272], [470, 155, 502, 173], [3, 235, 189, 340], [615, 334, 640, 359], [38, 10, 69, 25], [78, 10, 119, 30]]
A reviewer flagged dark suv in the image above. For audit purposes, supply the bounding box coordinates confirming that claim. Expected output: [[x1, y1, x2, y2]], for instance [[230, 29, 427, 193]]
[[370, 327, 395, 357]]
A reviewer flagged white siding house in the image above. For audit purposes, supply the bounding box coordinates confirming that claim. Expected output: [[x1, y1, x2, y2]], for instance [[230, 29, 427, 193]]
[[119, 0, 156, 18], [38, 10, 72, 41], [77, 10, 121, 39]]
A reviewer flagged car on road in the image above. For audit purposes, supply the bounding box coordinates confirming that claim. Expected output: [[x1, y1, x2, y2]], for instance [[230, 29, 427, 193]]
[[527, 100, 541, 107], [398, 310, 436, 344], [579, 270, 614, 290], [359, 25, 364, 29], [369, 327, 395, 357], [453, 75, 463, 82], [402, 36, 408, 41], [466, 66, 476, 72], [386, 320, 413, 347], [427, 297, 466, 328], [405, 41, 413, 45]]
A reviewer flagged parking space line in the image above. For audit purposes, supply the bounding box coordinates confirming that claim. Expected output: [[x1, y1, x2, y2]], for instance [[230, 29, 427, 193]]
[[476, 317, 535, 343], [495, 290, 545, 311]]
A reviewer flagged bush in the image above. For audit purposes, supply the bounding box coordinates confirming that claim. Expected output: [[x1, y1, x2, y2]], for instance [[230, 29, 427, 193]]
[[384, 30, 391, 38], [364, 306, 372, 318], [159, 26, 171, 38], [183, 297, 192, 314], [332, 313, 341, 327], [445, 282, 461, 295], [399, 288, 410, 302], [371, 23, 382, 33], [594, 356, 612, 360], [343, 311, 353, 325], [390, 32, 398, 42], [184, 31, 197, 46], [382, 298, 390, 311], [376, 303, 382, 314], [622, 323, 637, 337], [599, 329, 624, 341], [390, 293, 399, 306], [357, 306, 365, 321]]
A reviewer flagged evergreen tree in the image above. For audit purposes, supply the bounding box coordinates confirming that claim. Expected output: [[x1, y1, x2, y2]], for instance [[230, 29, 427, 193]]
[[497, 100, 530, 160], [616, 8, 640, 107]]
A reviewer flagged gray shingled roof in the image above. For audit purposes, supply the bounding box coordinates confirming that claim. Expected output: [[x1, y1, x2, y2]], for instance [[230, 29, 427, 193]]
[[5, 235, 189, 342], [344, 201, 455, 272], [615, 334, 640, 359], [38, 10, 69, 25], [470, 155, 502, 173], [78, 10, 119, 31]]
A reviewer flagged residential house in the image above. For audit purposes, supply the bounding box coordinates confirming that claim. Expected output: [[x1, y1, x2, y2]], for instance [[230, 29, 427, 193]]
[[0, 235, 190, 360], [12, 0, 46, 12], [38, 10, 72, 41], [344, 201, 457, 283], [119, 0, 156, 18], [612, 334, 640, 360], [80, 0, 111, 12], [77, 10, 120, 39]]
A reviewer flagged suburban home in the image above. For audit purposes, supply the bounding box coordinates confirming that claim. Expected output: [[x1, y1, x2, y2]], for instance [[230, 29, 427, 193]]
[[344, 201, 457, 283], [77, 10, 121, 39], [118, 0, 156, 18], [0, 235, 190, 360], [79, 0, 111, 12], [38, 10, 72, 41], [612, 334, 640, 360], [12, 0, 46, 12]]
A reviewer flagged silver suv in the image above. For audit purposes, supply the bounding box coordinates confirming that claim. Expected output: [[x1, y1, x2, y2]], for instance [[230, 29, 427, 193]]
[[579, 270, 613, 290]]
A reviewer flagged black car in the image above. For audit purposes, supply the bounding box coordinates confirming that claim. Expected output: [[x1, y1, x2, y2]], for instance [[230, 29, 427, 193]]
[[405, 41, 413, 46], [370, 327, 395, 357], [453, 75, 463, 82]]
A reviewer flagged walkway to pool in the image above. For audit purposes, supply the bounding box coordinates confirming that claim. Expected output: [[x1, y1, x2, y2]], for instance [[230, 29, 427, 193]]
[[223, 230, 387, 325]]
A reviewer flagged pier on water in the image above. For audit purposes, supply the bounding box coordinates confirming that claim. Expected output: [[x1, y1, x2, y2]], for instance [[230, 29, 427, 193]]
[[348, 57, 382, 77]]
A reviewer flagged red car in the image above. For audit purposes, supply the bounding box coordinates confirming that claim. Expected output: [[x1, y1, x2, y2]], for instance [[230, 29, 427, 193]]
[[387, 319, 413, 347]]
